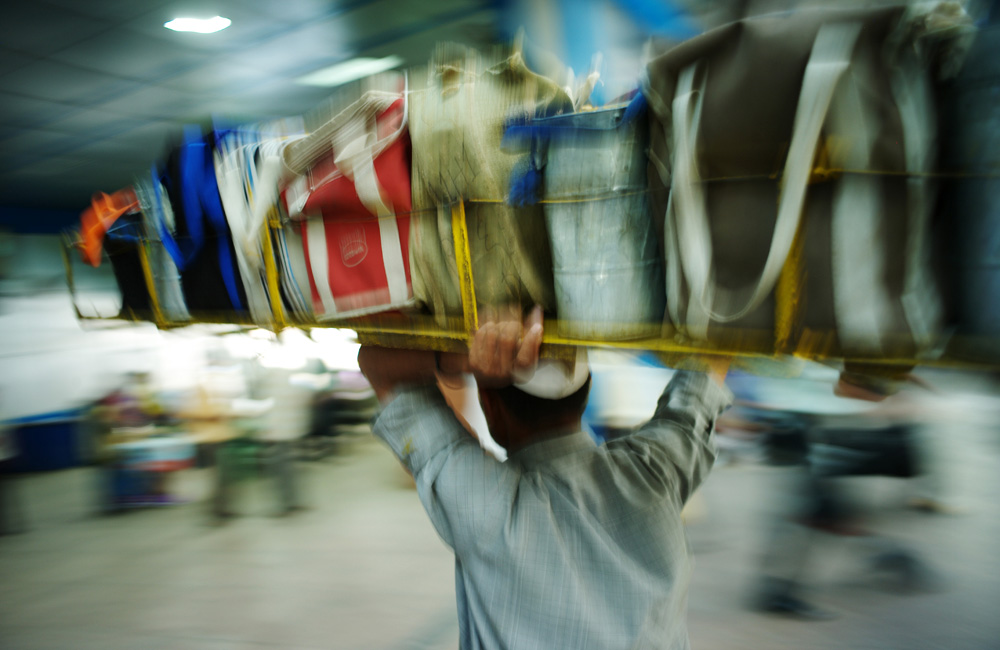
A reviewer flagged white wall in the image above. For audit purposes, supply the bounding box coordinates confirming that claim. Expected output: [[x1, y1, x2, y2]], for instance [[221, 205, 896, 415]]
[[0, 234, 362, 421], [0, 235, 209, 420], [0, 292, 213, 420]]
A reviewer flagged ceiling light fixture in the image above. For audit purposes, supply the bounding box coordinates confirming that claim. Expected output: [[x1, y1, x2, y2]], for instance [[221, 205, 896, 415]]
[[164, 16, 232, 34], [295, 56, 404, 87]]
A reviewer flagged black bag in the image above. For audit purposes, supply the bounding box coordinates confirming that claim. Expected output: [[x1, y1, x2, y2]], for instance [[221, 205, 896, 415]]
[[104, 211, 152, 319]]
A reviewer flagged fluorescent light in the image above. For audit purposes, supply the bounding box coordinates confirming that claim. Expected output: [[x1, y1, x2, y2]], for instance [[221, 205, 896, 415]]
[[164, 16, 231, 34], [296, 56, 404, 87]]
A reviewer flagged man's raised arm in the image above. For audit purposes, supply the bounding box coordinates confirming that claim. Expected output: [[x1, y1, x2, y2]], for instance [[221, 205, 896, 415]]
[[610, 358, 733, 505]]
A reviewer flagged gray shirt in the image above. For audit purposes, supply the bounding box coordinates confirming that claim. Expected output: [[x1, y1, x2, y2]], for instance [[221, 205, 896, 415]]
[[372, 370, 732, 649]]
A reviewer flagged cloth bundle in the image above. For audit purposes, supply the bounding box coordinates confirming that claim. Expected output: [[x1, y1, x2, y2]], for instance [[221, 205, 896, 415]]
[[407, 44, 574, 324]]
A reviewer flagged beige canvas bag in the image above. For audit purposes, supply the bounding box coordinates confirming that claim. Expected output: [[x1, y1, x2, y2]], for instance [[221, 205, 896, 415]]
[[408, 44, 574, 325]]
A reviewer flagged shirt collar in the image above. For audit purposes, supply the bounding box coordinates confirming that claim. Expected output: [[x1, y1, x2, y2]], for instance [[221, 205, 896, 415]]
[[509, 429, 596, 468]]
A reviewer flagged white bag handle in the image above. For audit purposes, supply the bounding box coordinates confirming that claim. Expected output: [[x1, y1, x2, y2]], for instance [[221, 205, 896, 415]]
[[828, 61, 894, 355], [889, 49, 943, 352], [283, 89, 404, 175], [669, 21, 862, 336]]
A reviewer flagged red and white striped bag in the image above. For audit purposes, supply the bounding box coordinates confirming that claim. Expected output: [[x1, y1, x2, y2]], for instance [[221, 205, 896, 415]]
[[281, 89, 413, 320]]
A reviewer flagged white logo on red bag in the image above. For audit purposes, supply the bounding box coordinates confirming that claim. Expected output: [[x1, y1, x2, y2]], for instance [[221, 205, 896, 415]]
[[340, 227, 368, 267]]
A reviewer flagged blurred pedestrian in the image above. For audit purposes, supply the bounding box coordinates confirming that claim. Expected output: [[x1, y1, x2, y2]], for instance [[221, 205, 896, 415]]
[[255, 366, 316, 515]]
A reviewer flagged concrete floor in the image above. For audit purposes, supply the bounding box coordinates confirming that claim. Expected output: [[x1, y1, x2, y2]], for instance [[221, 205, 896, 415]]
[[2, 388, 1000, 650]]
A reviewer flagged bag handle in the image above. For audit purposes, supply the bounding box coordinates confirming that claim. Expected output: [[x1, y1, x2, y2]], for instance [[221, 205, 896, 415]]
[[828, 59, 894, 354], [889, 45, 943, 351], [283, 87, 408, 217], [283, 89, 404, 175], [670, 21, 862, 335]]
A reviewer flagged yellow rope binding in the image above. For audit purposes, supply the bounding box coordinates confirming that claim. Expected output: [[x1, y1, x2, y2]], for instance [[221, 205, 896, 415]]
[[138, 240, 165, 328], [451, 201, 479, 340], [262, 210, 287, 332], [775, 213, 806, 353]]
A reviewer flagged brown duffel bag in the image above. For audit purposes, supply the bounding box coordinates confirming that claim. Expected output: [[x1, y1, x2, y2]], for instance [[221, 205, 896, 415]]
[[645, 4, 969, 357]]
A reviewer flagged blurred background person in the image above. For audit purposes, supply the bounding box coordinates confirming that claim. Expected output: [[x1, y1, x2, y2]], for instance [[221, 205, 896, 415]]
[[254, 364, 321, 516], [91, 370, 178, 512], [182, 345, 256, 521], [737, 372, 944, 619]]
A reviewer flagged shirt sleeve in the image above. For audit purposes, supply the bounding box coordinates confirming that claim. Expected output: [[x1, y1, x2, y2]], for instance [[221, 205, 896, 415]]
[[371, 385, 517, 551], [609, 370, 733, 504]]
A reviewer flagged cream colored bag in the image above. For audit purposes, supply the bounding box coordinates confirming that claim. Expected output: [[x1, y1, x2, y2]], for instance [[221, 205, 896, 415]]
[[408, 44, 574, 324]]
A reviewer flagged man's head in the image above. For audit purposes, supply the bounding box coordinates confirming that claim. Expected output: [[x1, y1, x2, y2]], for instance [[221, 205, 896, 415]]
[[462, 305, 590, 453], [478, 375, 591, 453]]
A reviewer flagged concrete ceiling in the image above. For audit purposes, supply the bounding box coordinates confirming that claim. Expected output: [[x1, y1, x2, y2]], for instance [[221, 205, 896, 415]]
[[0, 0, 501, 229]]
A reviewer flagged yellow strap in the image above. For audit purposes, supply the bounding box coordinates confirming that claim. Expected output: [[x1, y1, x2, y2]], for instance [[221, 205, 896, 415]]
[[138, 240, 165, 328], [262, 208, 287, 331], [775, 213, 806, 353], [450, 201, 478, 339], [60, 234, 87, 321], [466, 188, 653, 205]]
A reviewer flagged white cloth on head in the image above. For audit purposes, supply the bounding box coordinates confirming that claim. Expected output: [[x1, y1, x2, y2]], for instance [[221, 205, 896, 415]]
[[512, 348, 589, 400]]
